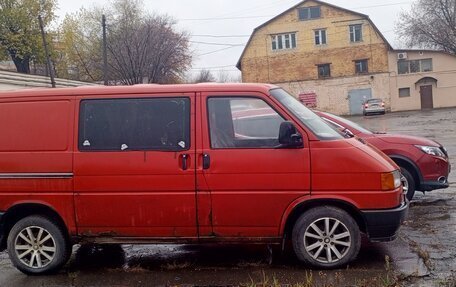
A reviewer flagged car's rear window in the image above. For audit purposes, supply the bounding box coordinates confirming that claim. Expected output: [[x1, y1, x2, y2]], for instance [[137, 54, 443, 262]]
[[367, 99, 382, 103]]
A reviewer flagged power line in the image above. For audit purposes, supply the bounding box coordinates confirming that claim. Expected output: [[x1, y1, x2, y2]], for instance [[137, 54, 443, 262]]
[[352, 2, 413, 9], [197, 46, 243, 56], [191, 65, 236, 70], [181, 15, 272, 21], [192, 34, 251, 38], [178, 2, 413, 22], [190, 40, 246, 46]]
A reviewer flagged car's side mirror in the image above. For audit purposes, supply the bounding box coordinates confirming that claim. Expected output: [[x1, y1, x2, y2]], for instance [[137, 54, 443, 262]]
[[338, 127, 355, 138], [278, 121, 304, 148], [343, 128, 354, 138]]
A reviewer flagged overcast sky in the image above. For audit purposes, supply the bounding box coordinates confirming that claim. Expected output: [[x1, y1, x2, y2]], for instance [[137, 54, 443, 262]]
[[55, 0, 414, 80]]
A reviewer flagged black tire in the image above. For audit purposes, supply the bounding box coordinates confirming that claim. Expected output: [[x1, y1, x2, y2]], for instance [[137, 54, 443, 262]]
[[7, 216, 71, 275], [292, 206, 361, 269], [400, 168, 416, 201]]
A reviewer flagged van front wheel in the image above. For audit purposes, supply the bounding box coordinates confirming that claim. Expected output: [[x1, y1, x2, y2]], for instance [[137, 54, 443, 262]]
[[292, 206, 361, 269], [7, 216, 70, 275]]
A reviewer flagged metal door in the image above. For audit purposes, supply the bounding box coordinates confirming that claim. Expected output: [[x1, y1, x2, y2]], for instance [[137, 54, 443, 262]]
[[74, 94, 197, 238], [198, 91, 311, 238], [348, 88, 372, 115], [420, 85, 433, 109]]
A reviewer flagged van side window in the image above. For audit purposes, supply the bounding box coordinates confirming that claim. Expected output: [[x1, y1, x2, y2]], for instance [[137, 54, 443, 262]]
[[79, 98, 190, 151], [208, 97, 285, 149]]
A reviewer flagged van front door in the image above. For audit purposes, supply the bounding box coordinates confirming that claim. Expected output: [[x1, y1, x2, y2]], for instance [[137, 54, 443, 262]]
[[199, 92, 311, 238], [74, 94, 197, 238]]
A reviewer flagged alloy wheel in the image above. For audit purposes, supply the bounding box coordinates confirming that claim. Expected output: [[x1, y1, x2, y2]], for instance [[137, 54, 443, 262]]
[[14, 226, 56, 269], [401, 175, 409, 195], [303, 217, 351, 264]]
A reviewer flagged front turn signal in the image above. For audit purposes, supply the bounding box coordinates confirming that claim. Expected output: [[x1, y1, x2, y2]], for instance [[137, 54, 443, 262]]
[[381, 170, 401, 190]]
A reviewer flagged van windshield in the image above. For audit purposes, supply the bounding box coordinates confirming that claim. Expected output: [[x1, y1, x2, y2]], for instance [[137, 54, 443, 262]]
[[270, 88, 342, 140]]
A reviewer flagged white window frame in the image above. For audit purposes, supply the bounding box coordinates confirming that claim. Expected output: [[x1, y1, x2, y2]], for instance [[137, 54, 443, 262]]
[[271, 33, 297, 51], [314, 29, 327, 45], [349, 24, 363, 43]]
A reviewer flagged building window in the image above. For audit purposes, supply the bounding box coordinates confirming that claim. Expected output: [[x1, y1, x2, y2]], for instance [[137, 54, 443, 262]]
[[314, 29, 327, 45], [397, 58, 433, 74], [421, 59, 433, 72], [317, 64, 331, 78], [349, 24, 363, 42], [298, 6, 321, 20], [79, 98, 190, 151], [399, 88, 411, 97], [271, 33, 296, 51], [355, 59, 368, 74]]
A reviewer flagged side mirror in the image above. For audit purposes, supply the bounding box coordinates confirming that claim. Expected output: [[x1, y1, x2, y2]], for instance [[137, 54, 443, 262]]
[[339, 127, 354, 138], [278, 121, 304, 148], [344, 128, 354, 138]]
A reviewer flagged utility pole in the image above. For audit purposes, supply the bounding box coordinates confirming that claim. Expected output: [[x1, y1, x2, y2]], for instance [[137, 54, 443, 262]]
[[102, 15, 108, 86], [38, 15, 56, 88]]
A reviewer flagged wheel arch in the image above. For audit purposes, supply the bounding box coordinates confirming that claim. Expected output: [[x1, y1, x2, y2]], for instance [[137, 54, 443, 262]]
[[389, 154, 423, 189], [280, 198, 366, 240], [0, 203, 70, 251]]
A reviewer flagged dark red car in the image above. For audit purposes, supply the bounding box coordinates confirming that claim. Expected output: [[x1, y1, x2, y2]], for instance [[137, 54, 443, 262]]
[[316, 111, 450, 200]]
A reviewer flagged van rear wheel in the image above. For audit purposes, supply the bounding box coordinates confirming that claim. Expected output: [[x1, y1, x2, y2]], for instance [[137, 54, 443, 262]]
[[7, 216, 70, 275], [292, 206, 361, 269]]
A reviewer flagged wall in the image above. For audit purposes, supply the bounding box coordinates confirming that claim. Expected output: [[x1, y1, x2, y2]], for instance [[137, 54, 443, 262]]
[[389, 51, 456, 111], [240, 0, 389, 84], [276, 72, 391, 115], [0, 70, 97, 91]]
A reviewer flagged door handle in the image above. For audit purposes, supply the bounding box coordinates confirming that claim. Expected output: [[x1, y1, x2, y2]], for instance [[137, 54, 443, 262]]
[[181, 154, 189, 170], [203, 154, 210, 170]]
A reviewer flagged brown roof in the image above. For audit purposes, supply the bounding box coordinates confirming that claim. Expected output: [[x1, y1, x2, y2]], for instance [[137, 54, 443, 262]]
[[236, 0, 393, 70]]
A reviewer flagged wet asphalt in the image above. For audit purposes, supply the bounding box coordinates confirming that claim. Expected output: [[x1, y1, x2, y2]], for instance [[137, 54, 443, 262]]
[[0, 108, 455, 286]]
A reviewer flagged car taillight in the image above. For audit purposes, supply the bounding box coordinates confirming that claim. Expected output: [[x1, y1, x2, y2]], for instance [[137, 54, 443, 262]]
[[364, 104, 368, 108], [381, 102, 385, 107]]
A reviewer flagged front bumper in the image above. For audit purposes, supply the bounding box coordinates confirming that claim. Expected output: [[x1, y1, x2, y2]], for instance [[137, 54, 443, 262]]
[[417, 154, 451, 191], [361, 201, 408, 242], [421, 180, 449, 191]]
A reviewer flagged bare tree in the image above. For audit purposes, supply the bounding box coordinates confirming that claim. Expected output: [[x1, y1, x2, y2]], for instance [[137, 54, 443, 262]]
[[60, 0, 192, 84], [396, 0, 456, 54], [193, 69, 216, 83], [217, 70, 242, 83]]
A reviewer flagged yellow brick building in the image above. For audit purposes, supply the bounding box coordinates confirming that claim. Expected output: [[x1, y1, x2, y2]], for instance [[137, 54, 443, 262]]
[[237, 0, 393, 115]]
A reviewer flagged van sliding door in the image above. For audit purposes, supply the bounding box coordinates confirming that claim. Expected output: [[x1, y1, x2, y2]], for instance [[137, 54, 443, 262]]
[[73, 94, 197, 239]]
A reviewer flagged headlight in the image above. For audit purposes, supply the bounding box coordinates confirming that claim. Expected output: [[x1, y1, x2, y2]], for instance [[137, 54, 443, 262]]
[[381, 170, 402, 190], [415, 145, 446, 157]]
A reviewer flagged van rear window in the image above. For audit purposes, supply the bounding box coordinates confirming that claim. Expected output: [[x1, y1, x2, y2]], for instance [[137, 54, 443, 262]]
[[79, 97, 190, 151]]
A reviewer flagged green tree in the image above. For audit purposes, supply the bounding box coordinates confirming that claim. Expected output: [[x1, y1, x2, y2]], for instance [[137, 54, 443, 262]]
[[0, 0, 57, 73]]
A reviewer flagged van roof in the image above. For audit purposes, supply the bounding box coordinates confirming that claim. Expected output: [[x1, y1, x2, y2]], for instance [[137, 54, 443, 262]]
[[0, 83, 278, 99]]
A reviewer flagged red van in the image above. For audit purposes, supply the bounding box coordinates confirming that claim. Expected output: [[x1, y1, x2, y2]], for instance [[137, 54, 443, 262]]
[[0, 84, 407, 274]]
